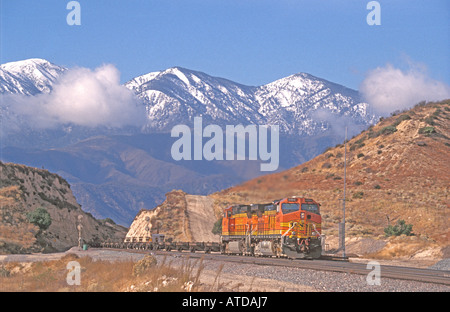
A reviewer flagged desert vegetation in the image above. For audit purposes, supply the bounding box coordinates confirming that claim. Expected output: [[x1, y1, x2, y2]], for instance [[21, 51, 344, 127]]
[[0, 253, 204, 292]]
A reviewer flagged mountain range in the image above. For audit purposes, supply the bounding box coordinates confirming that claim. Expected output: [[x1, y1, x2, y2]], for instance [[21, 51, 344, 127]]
[[1, 58, 375, 139], [1, 58, 377, 225], [126, 65, 375, 135]]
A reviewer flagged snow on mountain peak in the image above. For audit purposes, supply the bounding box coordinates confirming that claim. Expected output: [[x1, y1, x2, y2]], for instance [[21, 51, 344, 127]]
[[123, 66, 374, 134], [0, 58, 66, 95]]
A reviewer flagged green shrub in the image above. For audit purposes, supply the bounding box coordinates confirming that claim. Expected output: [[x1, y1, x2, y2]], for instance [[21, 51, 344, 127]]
[[27, 207, 52, 231], [212, 217, 223, 235], [424, 116, 435, 125], [384, 220, 413, 237], [392, 114, 411, 127], [379, 125, 397, 135], [352, 191, 364, 199], [0, 266, 10, 277], [418, 126, 436, 135]]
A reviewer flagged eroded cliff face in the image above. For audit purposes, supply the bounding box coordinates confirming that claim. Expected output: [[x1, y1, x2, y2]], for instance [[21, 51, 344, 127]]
[[125, 191, 220, 243], [125, 190, 193, 242], [0, 162, 127, 253]]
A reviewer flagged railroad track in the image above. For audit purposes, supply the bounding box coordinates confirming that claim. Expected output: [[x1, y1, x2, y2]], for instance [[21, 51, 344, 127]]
[[103, 248, 450, 286]]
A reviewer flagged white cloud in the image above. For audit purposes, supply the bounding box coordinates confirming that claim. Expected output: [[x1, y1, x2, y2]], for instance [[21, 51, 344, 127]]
[[7, 64, 147, 128], [360, 62, 450, 116], [311, 108, 367, 139]]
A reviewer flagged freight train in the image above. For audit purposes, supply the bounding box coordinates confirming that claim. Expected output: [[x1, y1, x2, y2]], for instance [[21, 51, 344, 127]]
[[101, 196, 323, 259]]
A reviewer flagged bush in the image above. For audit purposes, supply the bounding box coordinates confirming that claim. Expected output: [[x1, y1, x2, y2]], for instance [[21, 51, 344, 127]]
[[27, 207, 52, 231], [379, 125, 397, 135], [212, 218, 223, 235], [352, 191, 364, 199], [418, 126, 436, 135], [424, 116, 435, 125], [0, 266, 10, 277], [384, 220, 413, 237], [132, 255, 157, 276], [392, 114, 411, 127]]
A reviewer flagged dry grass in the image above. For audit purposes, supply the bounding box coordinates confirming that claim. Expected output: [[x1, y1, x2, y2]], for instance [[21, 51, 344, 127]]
[[365, 238, 439, 260], [0, 186, 39, 253], [0, 253, 317, 292], [0, 254, 211, 292]]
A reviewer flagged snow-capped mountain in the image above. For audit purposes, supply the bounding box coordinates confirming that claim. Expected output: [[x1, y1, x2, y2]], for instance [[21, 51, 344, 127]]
[[1, 58, 376, 145], [125, 66, 375, 135], [0, 58, 66, 95], [125, 67, 263, 131], [254, 72, 373, 135]]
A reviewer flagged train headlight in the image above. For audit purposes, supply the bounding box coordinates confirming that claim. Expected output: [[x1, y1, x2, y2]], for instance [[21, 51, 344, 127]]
[[301, 212, 305, 219]]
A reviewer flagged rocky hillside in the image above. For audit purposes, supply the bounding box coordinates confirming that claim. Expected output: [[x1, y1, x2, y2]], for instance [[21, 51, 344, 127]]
[[125, 190, 221, 243], [0, 162, 127, 254], [210, 100, 450, 246], [126, 190, 192, 242]]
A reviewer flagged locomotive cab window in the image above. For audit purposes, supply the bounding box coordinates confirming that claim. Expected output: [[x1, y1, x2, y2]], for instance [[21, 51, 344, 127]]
[[301, 203, 320, 214], [264, 204, 276, 211], [281, 203, 300, 214]]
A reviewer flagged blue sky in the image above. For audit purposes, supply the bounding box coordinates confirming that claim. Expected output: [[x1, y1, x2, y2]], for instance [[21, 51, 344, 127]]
[[1, 0, 449, 90]]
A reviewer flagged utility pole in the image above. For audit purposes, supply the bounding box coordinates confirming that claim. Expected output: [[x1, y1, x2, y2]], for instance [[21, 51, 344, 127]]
[[342, 127, 347, 258], [77, 215, 83, 249]]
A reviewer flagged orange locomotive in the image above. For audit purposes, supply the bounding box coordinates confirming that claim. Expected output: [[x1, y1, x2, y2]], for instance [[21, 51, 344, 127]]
[[221, 196, 322, 259]]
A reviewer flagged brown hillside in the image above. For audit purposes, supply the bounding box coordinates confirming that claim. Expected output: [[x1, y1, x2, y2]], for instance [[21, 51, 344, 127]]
[[211, 100, 450, 246], [0, 162, 127, 254]]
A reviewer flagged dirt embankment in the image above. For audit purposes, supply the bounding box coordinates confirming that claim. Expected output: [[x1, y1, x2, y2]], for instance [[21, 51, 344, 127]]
[[185, 195, 219, 243]]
